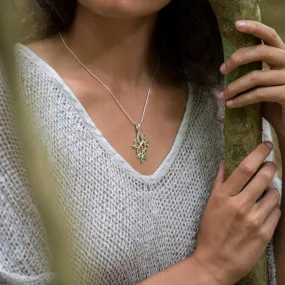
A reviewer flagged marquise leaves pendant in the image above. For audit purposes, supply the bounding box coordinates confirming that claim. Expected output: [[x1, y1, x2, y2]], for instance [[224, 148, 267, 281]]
[[132, 124, 150, 164]]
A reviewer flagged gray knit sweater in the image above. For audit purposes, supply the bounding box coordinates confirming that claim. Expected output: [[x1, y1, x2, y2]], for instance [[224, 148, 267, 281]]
[[0, 44, 281, 285]]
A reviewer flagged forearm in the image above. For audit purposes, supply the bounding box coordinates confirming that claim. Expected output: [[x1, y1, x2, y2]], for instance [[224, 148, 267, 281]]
[[138, 257, 222, 285], [274, 130, 285, 284]]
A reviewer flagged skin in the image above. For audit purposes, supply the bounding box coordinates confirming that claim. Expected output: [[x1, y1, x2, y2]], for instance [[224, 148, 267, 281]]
[[27, 2, 284, 284], [28, 0, 187, 176]]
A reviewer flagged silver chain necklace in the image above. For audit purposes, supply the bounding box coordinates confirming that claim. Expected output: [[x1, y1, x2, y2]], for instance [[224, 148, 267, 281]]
[[59, 32, 160, 164]]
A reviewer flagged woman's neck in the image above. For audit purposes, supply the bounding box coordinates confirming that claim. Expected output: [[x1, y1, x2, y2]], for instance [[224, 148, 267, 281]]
[[65, 4, 158, 86]]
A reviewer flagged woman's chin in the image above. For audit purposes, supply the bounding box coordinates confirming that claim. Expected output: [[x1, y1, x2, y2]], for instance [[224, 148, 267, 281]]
[[78, 0, 171, 19]]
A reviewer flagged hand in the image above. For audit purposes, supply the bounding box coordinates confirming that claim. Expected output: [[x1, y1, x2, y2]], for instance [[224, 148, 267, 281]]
[[192, 142, 281, 285], [217, 20, 285, 137]]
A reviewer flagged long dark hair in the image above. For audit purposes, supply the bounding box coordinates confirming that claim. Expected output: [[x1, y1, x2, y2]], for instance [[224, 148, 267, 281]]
[[21, 0, 224, 86]]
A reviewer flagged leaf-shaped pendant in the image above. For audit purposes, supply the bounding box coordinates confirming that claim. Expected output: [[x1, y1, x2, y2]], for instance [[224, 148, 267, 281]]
[[132, 124, 150, 164]]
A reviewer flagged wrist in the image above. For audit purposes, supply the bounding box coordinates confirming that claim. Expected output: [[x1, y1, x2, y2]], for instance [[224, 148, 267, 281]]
[[188, 255, 224, 285], [191, 249, 233, 285], [139, 254, 228, 285]]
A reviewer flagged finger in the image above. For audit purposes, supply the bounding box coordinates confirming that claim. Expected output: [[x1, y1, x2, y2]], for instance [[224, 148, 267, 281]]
[[235, 20, 285, 50], [212, 160, 225, 193], [220, 45, 285, 75], [238, 162, 277, 204], [219, 70, 285, 101], [224, 142, 273, 196], [253, 187, 281, 224], [226, 85, 285, 108], [260, 207, 281, 241]]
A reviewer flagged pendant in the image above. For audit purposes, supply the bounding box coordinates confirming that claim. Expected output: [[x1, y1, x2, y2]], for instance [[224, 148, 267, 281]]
[[132, 124, 150, 164]]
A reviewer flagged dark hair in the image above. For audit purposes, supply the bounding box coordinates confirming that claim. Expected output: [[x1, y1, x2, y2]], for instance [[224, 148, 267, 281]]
[[21, 0, 224, 87]]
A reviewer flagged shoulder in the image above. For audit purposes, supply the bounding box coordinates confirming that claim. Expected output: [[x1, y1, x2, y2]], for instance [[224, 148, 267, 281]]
[[0, 37, 63, 101], [0, 39, 57, 132], [25, 36, 61, 65]]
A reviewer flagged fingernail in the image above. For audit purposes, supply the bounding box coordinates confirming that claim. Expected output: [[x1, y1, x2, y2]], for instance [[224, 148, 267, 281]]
[[226, 100, 234, 107], [265, 141, 273, 149], [217, 92, 224, 100], [236, 21, 246, 29], [220, 63, 227, 74]]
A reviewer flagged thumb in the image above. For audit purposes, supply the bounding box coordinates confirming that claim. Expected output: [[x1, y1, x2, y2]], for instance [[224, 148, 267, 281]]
[[211, 160, 225, 193]]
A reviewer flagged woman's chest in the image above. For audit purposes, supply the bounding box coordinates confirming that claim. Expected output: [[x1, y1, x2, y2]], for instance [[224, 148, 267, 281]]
[[23, 77, 224, 284], [63, 77, 189, 176]]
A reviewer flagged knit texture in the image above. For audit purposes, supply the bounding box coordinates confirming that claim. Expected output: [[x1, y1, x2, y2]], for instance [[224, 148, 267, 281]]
[[0, 44, 281, 285]]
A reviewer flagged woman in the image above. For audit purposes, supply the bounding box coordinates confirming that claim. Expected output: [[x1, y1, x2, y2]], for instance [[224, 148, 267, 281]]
[[0, 0, 285, 284]]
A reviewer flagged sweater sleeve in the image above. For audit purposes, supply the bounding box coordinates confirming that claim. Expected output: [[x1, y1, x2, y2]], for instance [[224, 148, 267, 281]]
[[0, 64, 53, 285], [262, 119, 280, 285]]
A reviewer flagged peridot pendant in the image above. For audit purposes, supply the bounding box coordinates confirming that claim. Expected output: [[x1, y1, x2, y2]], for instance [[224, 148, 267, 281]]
[[132, 124, 150, 164]]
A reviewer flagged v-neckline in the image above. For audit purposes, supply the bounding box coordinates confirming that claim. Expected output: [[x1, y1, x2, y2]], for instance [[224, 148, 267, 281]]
[[16, 43, 194, 183]]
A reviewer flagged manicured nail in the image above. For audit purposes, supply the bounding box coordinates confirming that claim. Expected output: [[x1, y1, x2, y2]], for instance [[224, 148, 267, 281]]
[[217, 92, 224, 100], [226, 100, 234, 107], [236, 21, 246, 29], [265, 141, 273, 149], [220, 63, 227, 74]]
